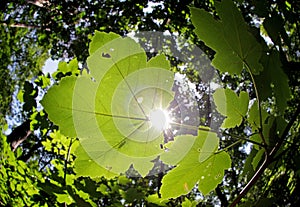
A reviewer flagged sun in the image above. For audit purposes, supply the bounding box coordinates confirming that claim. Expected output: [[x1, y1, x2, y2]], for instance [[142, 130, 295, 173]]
[[149, 108, 171, 131]]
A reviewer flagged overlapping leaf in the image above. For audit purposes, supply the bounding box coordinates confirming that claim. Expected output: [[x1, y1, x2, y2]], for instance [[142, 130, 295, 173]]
[[255, 50, 291, 113], [160, 131, 231, 198], [190, 0, 263, 75]]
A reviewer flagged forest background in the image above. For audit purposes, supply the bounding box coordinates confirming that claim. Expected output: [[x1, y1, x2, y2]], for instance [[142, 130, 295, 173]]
[[0, 0, 300, 206]]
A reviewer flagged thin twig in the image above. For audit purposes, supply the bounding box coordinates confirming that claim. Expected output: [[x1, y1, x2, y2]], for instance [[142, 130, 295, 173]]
[[222, 132, 265, 148], [215, 140, 243, 154]]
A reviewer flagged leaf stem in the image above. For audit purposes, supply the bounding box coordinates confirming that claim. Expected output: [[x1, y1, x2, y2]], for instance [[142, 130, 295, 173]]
[[215, 140, 243, 154], [222, 132, 265, 148], [243, 61, 267, 147], [63, 137, 74, 186]]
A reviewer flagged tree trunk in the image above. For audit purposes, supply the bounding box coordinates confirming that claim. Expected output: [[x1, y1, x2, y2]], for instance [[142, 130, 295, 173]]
[[7, 120, 31, 151]]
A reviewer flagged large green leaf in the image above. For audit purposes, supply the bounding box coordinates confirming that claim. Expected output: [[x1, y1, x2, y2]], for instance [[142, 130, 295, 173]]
[[89, 31, 120, 55], [74, 144, 117, 179], [160, 131, 231, 198], [190, 0, 263, 75], [42, 32, 175, 177], [213, 88, 249, 128], [41, 76, 77, 137]]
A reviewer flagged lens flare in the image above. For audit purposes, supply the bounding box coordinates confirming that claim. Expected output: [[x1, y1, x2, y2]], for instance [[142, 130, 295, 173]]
[[149, 109, 171, 131]]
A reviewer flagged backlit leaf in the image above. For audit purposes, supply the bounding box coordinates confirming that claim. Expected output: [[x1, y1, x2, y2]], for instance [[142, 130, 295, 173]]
[[190, 0, 263, 75], [248, 100, 268, 132], [160, 131, 231, 198], [213, 88, 249, 128], [74, 144, 117, 179], [41, 76, 77, 137], [252, 148, 265, 171], [42, 32, 174, 177]]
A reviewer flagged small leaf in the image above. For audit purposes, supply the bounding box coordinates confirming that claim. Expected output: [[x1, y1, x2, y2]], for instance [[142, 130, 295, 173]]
[[58, 61, 68, 74], [263, 13, 285, 45], [213, 88, 249, 128], [252, 148, 265, 171], [17, 90, 24, 102], [182, 198, 198, 207], [117, 176, 130, 185], [242, 147, 258, 182], [147, 194, 168, 206], [248, 100, 268, 132], [68, 58, 79, 73], [55, 192, 74, 205], [35, 74, 51, 88], [57, 58, 79, 75]]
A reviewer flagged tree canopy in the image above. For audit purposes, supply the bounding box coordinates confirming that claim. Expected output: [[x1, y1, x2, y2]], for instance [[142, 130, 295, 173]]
[[1, 0, 300, 206]]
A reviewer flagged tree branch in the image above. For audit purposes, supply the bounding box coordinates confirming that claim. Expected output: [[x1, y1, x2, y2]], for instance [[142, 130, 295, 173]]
[[7, 120, 31, 151], [27, 0, 49, 7], [230, 104, 300, 206], [1, 21, 51, 31]]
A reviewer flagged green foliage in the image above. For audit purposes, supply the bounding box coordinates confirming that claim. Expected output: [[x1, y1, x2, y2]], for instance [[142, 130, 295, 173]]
[[248, 100, 268, 132], [0, 24, 48, 122], [40, 0, 298, 203], [41, 31, 233, 201], [52, 58, 80, 80], [182, 198, 198, 207], [0, 135, 45, 206]]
